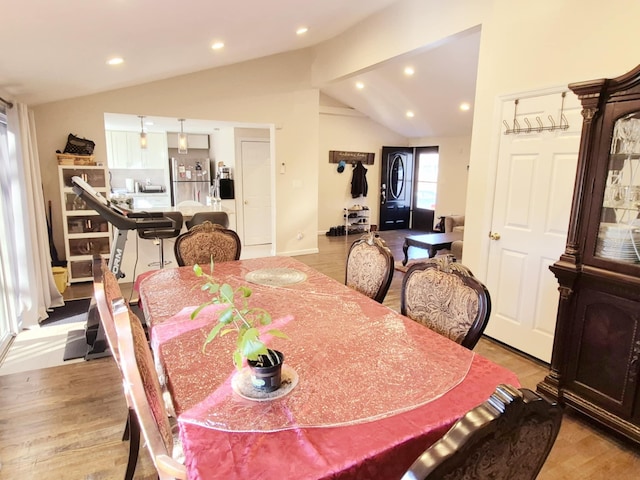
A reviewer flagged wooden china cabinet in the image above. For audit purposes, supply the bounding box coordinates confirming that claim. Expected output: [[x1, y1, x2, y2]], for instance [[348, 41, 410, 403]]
[[537, 65, 640, 444]]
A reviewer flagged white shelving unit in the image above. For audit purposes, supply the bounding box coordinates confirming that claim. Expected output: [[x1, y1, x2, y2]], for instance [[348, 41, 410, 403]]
[[58, 164, 112, 283], [344, 206, 370, 235]]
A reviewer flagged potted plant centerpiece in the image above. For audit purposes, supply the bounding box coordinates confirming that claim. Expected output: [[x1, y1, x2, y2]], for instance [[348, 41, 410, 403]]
[[191, 260, 289, 393]]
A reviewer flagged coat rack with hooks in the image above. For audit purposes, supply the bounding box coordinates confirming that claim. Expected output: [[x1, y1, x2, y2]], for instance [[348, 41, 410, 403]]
[[503, 92, 570, 135]]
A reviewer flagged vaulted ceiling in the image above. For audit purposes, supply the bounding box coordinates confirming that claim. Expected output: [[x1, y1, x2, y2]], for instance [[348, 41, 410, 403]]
[[1, 0, 479, 138]]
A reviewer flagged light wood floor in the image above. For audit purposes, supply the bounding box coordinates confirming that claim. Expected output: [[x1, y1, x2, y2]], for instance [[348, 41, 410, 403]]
[[1, 230, 639, 479]]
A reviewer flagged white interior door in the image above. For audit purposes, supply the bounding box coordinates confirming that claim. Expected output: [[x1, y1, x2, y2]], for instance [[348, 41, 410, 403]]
[[241, 140, 272, 246], [484, 90, 582, 362]]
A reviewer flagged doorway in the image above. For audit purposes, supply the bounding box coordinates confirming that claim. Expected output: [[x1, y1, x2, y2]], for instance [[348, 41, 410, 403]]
[[411, 147, 438, 232], [483, 90, 582, 362], [240, 140, 272, 246], [379, 147, 413, 230]]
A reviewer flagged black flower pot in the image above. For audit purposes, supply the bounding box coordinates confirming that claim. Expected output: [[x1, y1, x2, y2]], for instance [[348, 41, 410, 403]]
[[248, 349, 284, 392]]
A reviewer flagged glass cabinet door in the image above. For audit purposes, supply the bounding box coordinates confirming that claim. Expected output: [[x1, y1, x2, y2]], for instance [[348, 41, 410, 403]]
[[598, 112, 640, 265]]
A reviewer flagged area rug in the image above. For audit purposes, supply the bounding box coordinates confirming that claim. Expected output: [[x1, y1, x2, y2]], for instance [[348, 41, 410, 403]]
[[41, 298, 91, 327], [63, 329, 87, 361]]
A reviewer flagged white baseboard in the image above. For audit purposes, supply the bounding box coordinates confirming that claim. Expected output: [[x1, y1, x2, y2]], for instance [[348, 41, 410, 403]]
[[279, 248, 320, 256]]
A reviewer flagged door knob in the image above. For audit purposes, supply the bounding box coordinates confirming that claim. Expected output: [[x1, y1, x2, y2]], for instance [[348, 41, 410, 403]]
[[489, 232, 501, 240]]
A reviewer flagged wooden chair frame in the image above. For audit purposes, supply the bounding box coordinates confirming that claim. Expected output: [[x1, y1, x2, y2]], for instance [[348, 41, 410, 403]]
[[174, 220, 241, 266], [402, 384, 562, 480], [345, 232, 395, 303], [400, 256, 491, 349], [113, 297, 187, 480], [92, 255, 139, 480]]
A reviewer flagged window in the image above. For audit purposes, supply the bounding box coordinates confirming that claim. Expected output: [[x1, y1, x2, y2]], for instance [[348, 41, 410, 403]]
[[415, 148, 439, 210]]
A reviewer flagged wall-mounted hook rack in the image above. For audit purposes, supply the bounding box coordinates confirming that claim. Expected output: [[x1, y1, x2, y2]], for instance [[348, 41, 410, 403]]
[[503, 92, 570, 135]]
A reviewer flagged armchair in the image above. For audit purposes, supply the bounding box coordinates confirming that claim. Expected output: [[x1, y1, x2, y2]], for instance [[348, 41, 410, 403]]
[[444, 215, 464, 260]]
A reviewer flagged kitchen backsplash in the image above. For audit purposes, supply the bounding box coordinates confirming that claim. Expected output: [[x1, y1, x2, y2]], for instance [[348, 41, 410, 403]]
[[110, 168, 166, 192]]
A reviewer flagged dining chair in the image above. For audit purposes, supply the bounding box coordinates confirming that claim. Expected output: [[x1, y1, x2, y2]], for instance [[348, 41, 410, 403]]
[[92, 256, 139, 480], [174, 220, 241, 266], [401, 384, 562, 480], [401, 255, 491, 349], [185, 211, 229, 229], [345, 232, 394, 303], [112, 297, 187, 480], [137, 211, 184, 268]]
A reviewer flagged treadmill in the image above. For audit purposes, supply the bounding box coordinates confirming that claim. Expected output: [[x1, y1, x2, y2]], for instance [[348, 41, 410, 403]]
[[71, 176, 176, 359]]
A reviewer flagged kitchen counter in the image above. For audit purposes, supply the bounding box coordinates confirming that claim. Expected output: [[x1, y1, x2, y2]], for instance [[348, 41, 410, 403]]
[[118, 203, 236, 281]]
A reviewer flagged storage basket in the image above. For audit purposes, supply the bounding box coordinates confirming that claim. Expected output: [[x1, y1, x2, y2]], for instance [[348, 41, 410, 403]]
[[57, 153, 96, 166], [52, 266, 68, 294]]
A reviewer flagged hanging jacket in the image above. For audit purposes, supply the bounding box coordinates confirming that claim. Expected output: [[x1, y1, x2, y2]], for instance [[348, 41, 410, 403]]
[[351, 161, 368, 198]]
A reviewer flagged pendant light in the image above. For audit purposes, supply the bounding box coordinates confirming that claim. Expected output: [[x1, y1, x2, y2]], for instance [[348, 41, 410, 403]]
[[139, 115, 148, 149], [178, 118, 188, 154]]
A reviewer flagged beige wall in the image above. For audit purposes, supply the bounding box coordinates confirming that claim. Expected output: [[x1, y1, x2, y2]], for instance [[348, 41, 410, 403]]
[[31, 0, 640, 272], [33, 49, 320, 258], [318, 109, 407, 233], [312, 0, 640, 279], [465, 0, 640, 280]]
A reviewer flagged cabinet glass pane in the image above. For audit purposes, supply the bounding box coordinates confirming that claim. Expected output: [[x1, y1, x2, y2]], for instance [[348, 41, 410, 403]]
[[68, 237, 110, 256], [67, 215, 109, 234], [62, 168, 106, 188], [70, 260, 93, 279], [598, 112, 640, 264]]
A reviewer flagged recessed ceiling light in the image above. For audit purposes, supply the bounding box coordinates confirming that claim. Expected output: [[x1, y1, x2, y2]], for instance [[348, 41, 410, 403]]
[[211, 42, 225, 50], [406, 111, 415, 118], [355, 81, 364, 90], [296, 27, 308, 35], [404, 66, 415, 76], [460, 102, 471, 111], [107, 57, 124, 66]]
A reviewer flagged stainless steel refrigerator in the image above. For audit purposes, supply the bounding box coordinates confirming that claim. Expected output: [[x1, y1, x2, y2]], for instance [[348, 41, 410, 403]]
[[170, 157, 211, 205]]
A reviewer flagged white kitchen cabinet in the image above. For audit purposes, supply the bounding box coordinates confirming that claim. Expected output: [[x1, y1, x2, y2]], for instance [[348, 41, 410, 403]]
[[58, 164, 112, 283], [167, 133, 210, 149], [106, 131, 168, 169]]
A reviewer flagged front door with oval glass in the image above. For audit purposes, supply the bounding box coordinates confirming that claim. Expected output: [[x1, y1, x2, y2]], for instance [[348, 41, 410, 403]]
[[379, 147, 413, 230]]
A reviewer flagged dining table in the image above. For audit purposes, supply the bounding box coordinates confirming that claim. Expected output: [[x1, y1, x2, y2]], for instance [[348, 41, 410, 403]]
[[138, 255, 519, 479]]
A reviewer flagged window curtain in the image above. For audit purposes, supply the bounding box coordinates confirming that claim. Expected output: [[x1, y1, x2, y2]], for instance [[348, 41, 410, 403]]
[[0, 107, 17, 356], [1, 102, 63, 333]]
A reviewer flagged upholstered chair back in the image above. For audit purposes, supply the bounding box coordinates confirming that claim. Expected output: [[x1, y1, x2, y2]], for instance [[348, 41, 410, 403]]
[[401, 384, 562, 480], [174, 220, 241, 266], [345, 232, 394, 303], [401, 256, 490, 349]]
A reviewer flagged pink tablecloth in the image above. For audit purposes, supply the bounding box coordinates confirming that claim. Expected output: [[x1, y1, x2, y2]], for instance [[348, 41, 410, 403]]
[[139, 256, 519, 479]]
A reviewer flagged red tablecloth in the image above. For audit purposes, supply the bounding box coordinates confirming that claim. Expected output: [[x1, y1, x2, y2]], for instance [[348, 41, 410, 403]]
[[139, 256, 519, 479]]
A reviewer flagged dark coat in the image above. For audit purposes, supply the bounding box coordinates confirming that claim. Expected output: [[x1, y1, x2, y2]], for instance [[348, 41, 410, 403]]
[[350, 161, 368, 198]]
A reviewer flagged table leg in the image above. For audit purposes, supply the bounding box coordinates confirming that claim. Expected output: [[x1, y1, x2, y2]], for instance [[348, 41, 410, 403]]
[[402, 239, 410, 265]]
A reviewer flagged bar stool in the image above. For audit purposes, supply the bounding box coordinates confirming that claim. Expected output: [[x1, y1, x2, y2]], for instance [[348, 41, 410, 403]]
[[185, 211, 229, 229], [137, 211, 183, 268]]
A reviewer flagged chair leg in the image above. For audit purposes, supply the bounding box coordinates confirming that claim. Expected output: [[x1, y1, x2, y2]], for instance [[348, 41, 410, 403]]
[[159, 238, 165, 268], [122, 413, 130, 441], [124, 408, 140, 480]]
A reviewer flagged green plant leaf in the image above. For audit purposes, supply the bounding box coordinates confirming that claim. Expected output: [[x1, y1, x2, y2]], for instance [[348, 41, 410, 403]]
[[238, 285, 252, 298], [266, 328, 289, 339], [190, 301, 212, 320], [259, 312, 272, 325], [193, 264, 203, 276], [202, 321, 225, 350], [233, 350, 243, 371], [240, 327, 268, 360], [219, 283, 234, 302], [218, 306, 234, 324]]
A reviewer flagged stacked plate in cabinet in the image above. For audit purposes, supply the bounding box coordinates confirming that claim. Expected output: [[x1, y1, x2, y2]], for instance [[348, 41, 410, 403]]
[[596, 223, 640, 263]]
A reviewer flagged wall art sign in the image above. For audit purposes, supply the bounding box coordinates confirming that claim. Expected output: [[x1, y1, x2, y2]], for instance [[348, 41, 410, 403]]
[[329, 150, 375, 165]]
